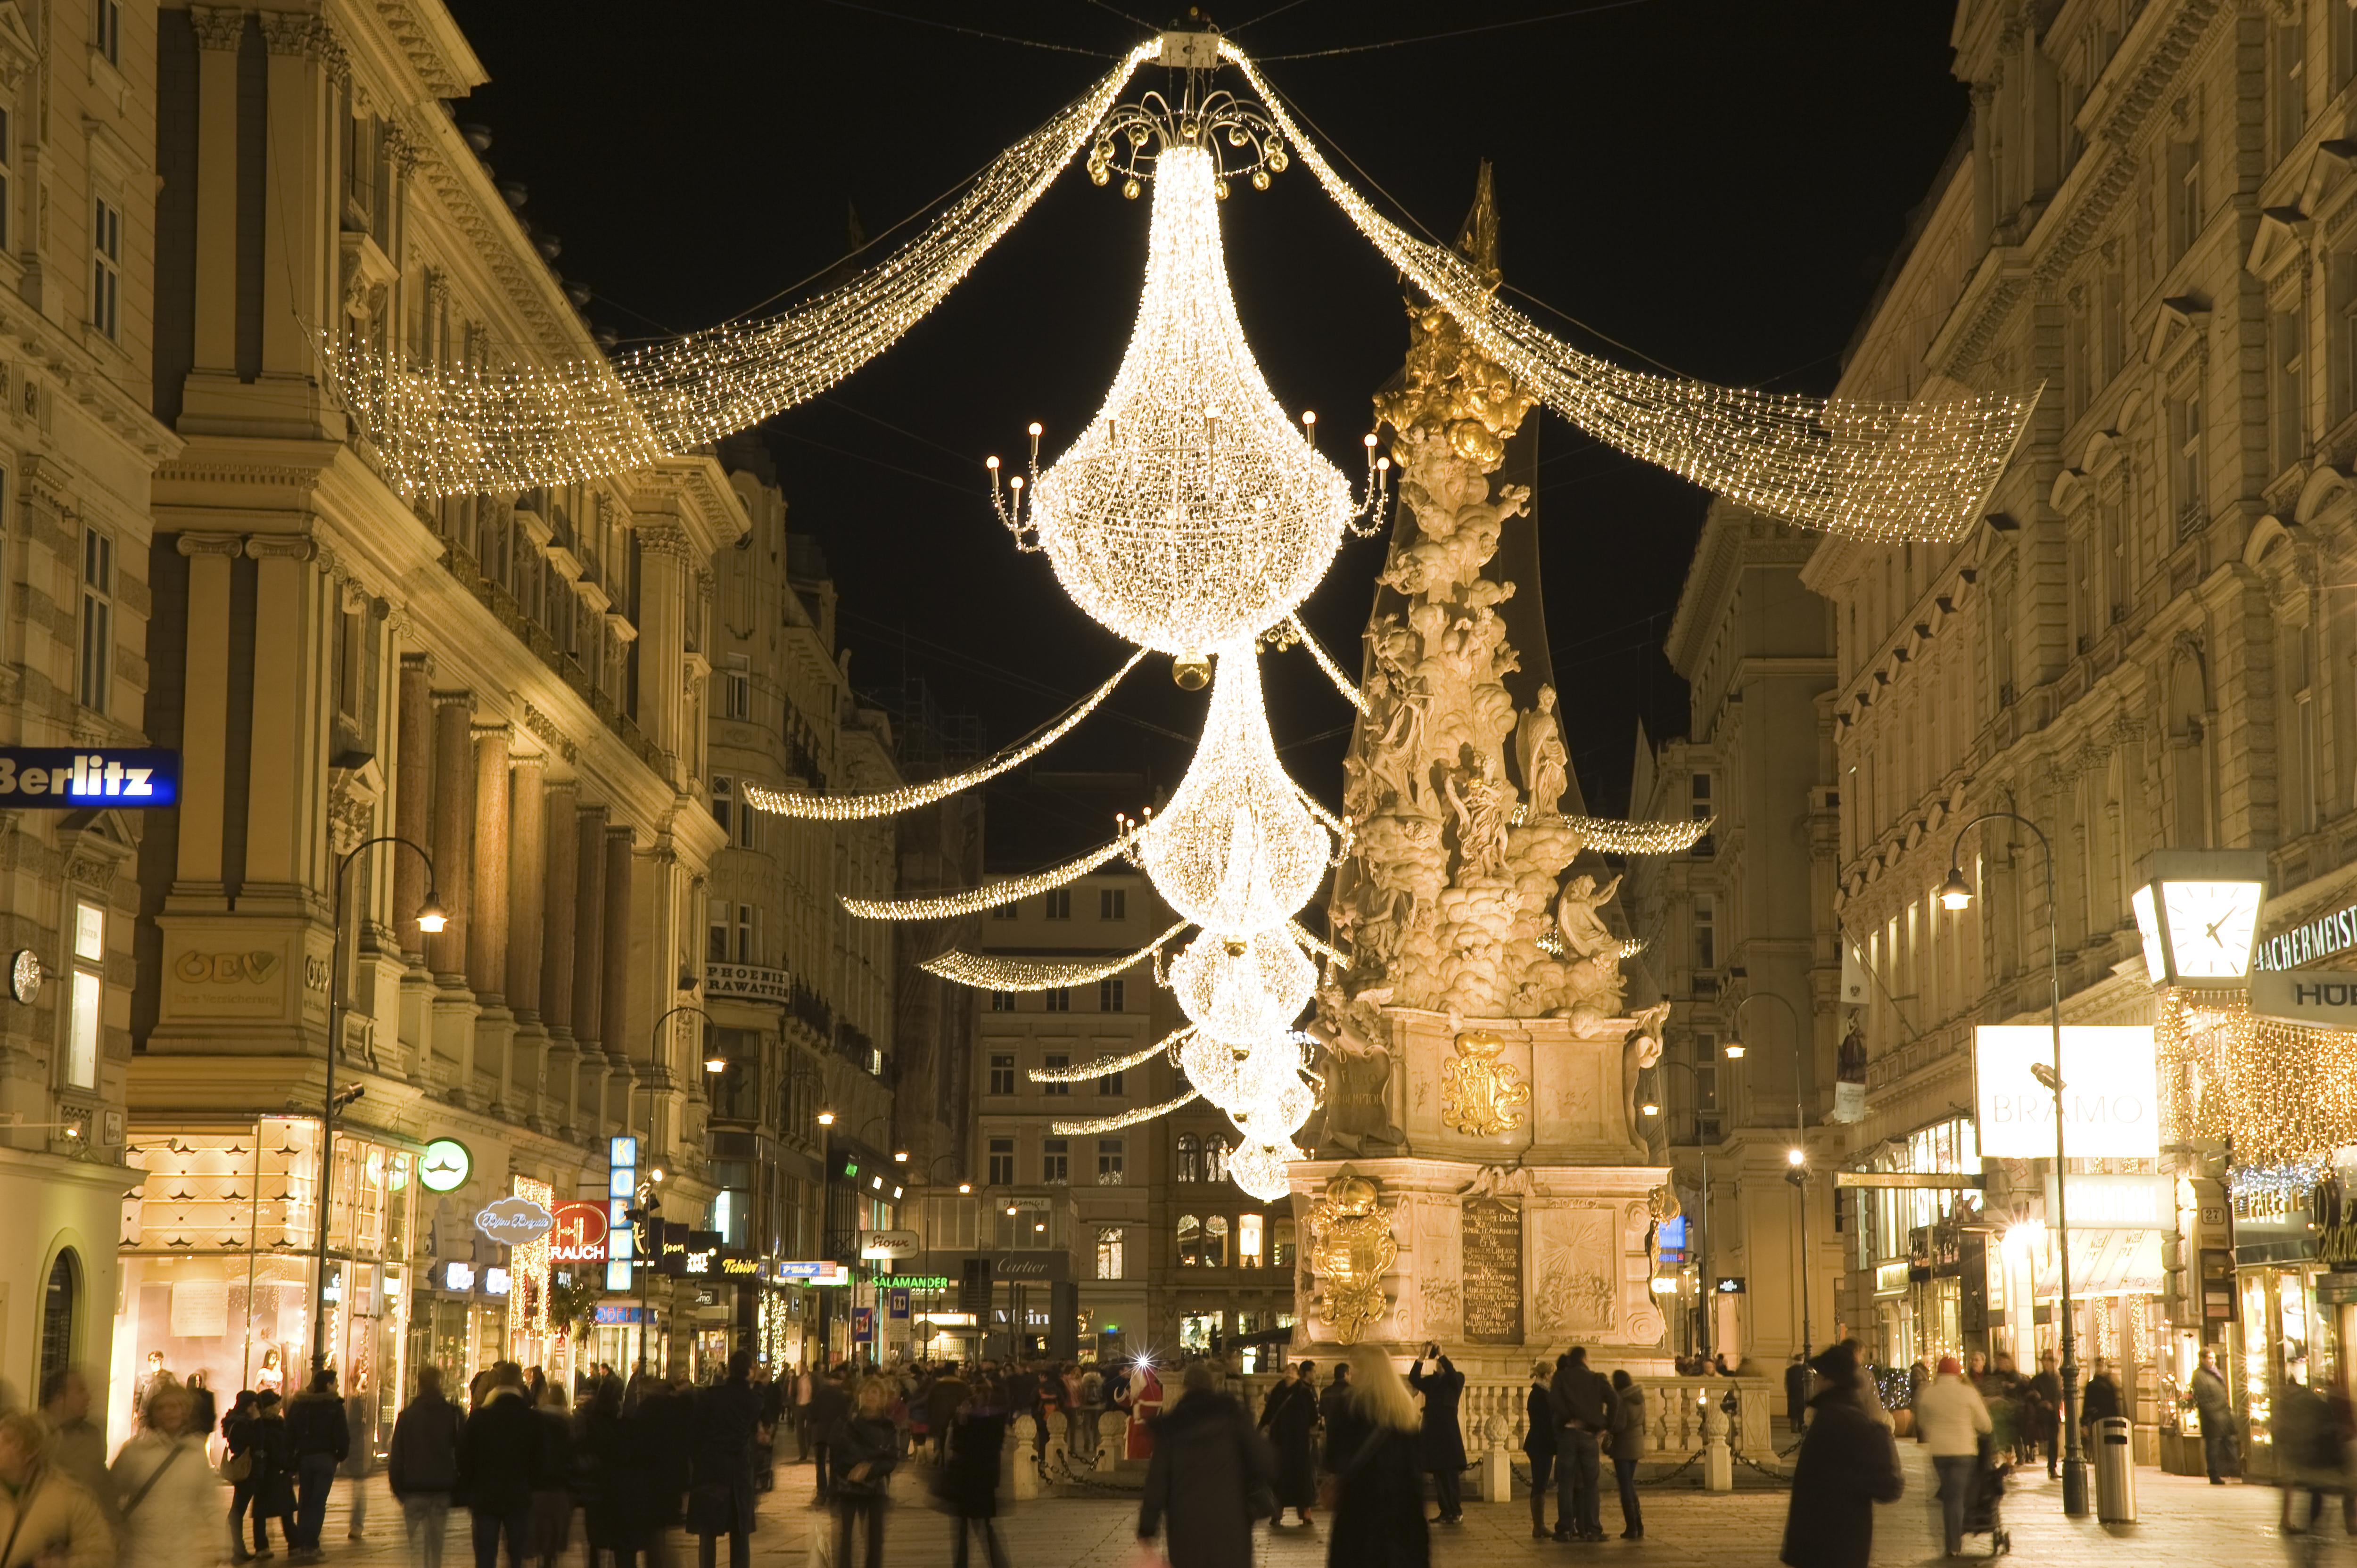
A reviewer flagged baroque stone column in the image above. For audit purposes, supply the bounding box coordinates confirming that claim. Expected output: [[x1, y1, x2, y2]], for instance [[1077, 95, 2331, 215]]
[[572, 803, 610, 1126], [602, 824, 639, 1140], [393, 655, 433, 949], [468, 723, 512, 1000], [540, 776, 581, 1137], [427, 690, 478, 1103], [507, 751, 549, 1127]]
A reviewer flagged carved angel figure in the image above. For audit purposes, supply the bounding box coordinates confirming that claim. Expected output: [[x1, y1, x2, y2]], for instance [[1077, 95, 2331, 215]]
[[1623, 1001, 1671, 1149], [1442, 754, 1511, 879], [1554, 872, 1624, 959], [1515, 685, 1571, 821]]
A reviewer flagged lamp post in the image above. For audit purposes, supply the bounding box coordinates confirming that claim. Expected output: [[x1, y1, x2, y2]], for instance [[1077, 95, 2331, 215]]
[[311, 836, 445, 1381], [1726, 988, 1813, 1359], [1640, 1056, 1714, 1368], [635, 1003, 715, 1375], [1942, 810, 2087, 1518], [816, 1108, 837, 1366]]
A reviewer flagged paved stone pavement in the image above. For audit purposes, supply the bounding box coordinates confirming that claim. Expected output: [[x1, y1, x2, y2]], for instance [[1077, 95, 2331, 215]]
[[242, 1443, 2298, 1567]]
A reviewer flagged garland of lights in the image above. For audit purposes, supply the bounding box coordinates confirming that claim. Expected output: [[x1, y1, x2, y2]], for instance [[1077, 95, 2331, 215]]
[[2161, 989, 2357, 1170], [1053, 1087, 1200, 1136], [921, 919, 1188, 991], [1287, 919, 1349, 969], [842, 830, 1134, 919], [746, 649, 1145, 821], [1290, 614, 1369, 714], [1028, 1025, 1195, 1083], [1509, 806, 1717, 856], [1220, 46, 2039, 545]]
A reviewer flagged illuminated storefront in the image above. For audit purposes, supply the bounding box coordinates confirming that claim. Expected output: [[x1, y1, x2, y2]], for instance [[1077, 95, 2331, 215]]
[[1849, 1115, 1979, 1369]]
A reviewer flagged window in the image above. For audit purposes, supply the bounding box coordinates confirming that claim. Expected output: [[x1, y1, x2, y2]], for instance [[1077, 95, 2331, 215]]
[[1042, 1054, 1070, 1097], [1203, 1215, 1230, 1267], [1177, 1133, 1202, 1183], [1203, 1137, 1228, 1183], [2275, 25, 2307, 164], [1177, 1213, 1202, 1266], [1238, 1213, 1264, 1267], [1096, 1138, 1124, 1184], [710, 776, 732, 836], [0, 106, 15, 252], [1098, 1066, 1126, 1096], [707, 902, 728, 964], [989, 991, 1016, 1012], [37, 1252, 76, 1399], [1693, 895, 1715, 971], [2171, 384, 2206, 536], [2168, 135, 2202, 261], [988, 1054, 1015, 1096], [78, 529, 111, 713], [1096, 1226, 1125, 1280], [1041, 1138, 1069, 1184], [723, 658, 750, 721], [986, 1137, 1014, 1185], [734, 905, 755, 964], [2275, 306, 2307, 477], [1044, 889, 1071, 920], [65, 901, 101, 1090], [1044, 987, 1071, 1013], [90, 194, 119, 339], [1099, 978, 1125, 1013], [1690, 772, 1714, 855], [989, 903, 1019, 921], [1272, 1219, 1296, 1268], [1099, 887, 1127, 920], [93, 0, 119, 64]]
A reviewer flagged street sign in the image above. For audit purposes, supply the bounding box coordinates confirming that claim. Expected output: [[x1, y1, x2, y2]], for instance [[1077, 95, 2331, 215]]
[[853, 1307, 874, 1342], [888, 1289, 910, 1320], [0, 747, 179, 806], [1714, 1276, 1746, 1295]]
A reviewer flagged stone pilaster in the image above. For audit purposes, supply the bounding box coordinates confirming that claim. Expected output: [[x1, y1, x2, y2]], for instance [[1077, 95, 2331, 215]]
[[540, 778, 581, 1137], [393, 654, 433, 952], [505, 753, 549, 1129], [573, 803, 610, 1127], [468, 723, 512, 1000], [602, 823, 638, 1140], [427, 691, 473, 979]]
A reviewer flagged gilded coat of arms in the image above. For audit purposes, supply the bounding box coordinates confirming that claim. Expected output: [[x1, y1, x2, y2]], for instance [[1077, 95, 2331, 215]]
[[1306, 1170, 1398, 1346], [1441, 1028, 1529, 1135]]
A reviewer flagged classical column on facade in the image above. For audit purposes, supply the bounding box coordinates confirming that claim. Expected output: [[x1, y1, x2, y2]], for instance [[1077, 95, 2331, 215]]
[[507, 751, 550, 1129], [539, 775, 582, 1138], [428, 690, 479, 1103], [393, 655, 434, 949], [572, 803, 611, 1132], [602, 823, 640, 1146], [468, 721, 518, 1117]]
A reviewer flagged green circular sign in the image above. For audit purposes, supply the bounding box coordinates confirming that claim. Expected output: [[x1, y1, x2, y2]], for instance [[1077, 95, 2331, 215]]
[[419, 1137, 472, 1193]]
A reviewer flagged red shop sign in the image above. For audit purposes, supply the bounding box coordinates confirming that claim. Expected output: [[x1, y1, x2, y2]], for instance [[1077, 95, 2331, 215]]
[[550, 1200, 609, 1264]]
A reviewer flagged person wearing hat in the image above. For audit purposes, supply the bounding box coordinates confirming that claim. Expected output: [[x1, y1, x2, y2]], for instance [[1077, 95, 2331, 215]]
[[1779, 1345, 1903, 1568], [1911, 1355, 1992, 1559]]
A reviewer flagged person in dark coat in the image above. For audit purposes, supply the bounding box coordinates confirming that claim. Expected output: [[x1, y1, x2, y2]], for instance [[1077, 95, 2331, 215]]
[[1522, 1361, 1558, 1540], [284, 1370, 349, 1560], [1257, 1361, 1320, 1527], [1325, 1346, 1430, 1568], [225, 1390, 295, 1564], [803, 1369, 849, 1508], [1406, 1343, 1466, 1525], [938, 1378, 1010, 1568], [1779, 1345, 1904, 1568], [1137, 1362, 1275, 1568], [2079, 1356, 2123, 1442], [457, 1362, 544, 1568], [827, 1378, 899, 1568], [578, 1377, 653, 1568], [388, 1366, 465, 1568], [1548, 1346, 1614, 1543], [688, 1351, 763, 1568], [528, 1384, 575, 1568], [1318, 1365, 1363, 1481]]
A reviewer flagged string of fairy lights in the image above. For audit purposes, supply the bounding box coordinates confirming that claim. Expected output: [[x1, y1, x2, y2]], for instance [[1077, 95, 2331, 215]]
[[2159, 988, 2357, 1171], [1027, 1025, 1196, 1083], [920, 919, 1191, 992], [839, 830, 1135, 920]]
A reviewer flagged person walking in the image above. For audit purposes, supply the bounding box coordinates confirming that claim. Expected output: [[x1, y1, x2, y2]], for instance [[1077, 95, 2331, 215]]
[[39, 1371, 110, 1522], [0, 1408, 110, 1568], [1520, 1361, 1557, 1541], [1548, 1347, 1613, 1543], [1073, 1362, 1104, 1465], [752, 1367, 782, 1493], [225, 1390, 295, 1564], [107, 1376, 212, 1568], [1784, 1351, 1810, 1436], [284, 1370, 349, 1564], [687, 1351, 762, 1568], [803, 1368, 848, 1509], [1606, 1369, 1647, 1541], [2080, 1356, 2123, 1453], [2027, 1350, 2062, 1479], [1323, 1346, 1429, 1568], [1406, 1343, 1466, 1526], [1257, 1361, 1319, 1528], [792, 1365, 815, 1465], [343, 1375, 377, 1542], [1913, 1355, 1991, 1559], [936, 1378, 1006, 1568], [827, 1379, 898, 1568], [1136, 1362, 1274, 1568], [2192, 1349, 2237, 1484], [578, 1378, 651, 1568], [388, 1365, 465, 1568], [1318, 1363, 1362, 1487], [456, 1362, 541, 1568], [927, 1363, 969, 1464], [527, 1384, 574, 1568], [1780, 1345, 1904, 1568]]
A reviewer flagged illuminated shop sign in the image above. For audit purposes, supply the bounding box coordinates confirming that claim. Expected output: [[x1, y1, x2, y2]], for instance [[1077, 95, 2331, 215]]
[[2257, 903, 2357, 971], [0, 748, 179, 806]]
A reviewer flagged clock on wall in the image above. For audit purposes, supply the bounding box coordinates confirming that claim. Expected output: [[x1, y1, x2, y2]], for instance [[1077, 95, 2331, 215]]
[[9, 949, 41, 1004], [2130, 850, 2270, 987]]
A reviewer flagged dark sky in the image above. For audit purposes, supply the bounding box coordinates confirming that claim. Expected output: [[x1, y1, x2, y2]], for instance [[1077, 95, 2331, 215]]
[[444, 0, 1967, 865]]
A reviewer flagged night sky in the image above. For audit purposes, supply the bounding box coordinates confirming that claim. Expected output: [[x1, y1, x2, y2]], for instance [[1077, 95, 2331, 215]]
[[444, 0, 1967, 866]]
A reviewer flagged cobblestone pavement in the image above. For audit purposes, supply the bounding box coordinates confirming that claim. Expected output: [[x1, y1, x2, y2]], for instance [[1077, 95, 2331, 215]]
[[244, 1441, 2296, 1567]]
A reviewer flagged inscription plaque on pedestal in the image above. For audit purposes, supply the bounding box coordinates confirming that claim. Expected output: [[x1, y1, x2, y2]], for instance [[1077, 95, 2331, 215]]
[[1461, 1196, 1524, 1344]]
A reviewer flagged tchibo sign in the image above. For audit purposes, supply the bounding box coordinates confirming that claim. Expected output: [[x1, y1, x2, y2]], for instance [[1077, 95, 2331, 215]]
[[0, 748, 178, 806], [1973, 1026, 2160, 1159]]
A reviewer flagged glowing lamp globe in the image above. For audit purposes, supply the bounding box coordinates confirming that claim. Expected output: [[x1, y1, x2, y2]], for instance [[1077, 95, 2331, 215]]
[[1169, 929, 1315, 1043], [1142, 643, 1330, 936], [1024, 146, 1352, 654], [1226, 1141, 1298, 1203]]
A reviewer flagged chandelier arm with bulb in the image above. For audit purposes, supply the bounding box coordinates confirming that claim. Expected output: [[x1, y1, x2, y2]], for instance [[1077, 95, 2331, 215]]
[[1288, 614, 1369, 714], [1221, 46, 2040, 545], [745, 649, 1146, 821], [922, 919, 1190, 991], [1028, 1026, 1196, 1084], [1052, 1088, 1200, 1136], [324, 44, 1158, 499], [841, 830, 1136, 920]]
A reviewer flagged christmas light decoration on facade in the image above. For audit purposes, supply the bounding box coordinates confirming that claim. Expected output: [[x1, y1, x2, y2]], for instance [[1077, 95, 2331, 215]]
[[920, 920, 1188, 992], [1509, 805, 1716, 856], [989, 141, 1387, 655], [1290, 614, 1370, 714], [1028, 1025, 1195, 1084], [841, 829, 1135, 920], [1053, 1088, 1201, 1136]]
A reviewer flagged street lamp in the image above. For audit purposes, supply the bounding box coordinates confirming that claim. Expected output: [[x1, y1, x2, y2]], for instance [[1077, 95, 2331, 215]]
[[1783, 1145, 1812, 1367], [1943, 809, 2088, 1518], [636, 1002, 713, 1375], [312, 835, 443, 1380], [1726, 988, 1813, 1359], [1646, 1055, 1715, 1369]]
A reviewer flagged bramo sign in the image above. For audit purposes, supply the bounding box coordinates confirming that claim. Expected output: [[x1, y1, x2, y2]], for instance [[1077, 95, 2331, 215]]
[[1972, 1026, 2160, 1159]]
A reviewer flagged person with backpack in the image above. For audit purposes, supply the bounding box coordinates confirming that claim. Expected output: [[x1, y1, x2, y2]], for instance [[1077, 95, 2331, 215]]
[[388, 1366, 465, 1568]]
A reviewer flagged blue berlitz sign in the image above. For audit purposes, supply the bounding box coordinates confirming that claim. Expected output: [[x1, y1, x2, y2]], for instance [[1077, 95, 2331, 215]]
[[0, 748, 178, 806]]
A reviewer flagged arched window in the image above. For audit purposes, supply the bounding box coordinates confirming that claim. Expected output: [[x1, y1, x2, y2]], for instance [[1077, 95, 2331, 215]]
[[1204, 1215, 1230, 1267], [1177, 1133, 1201, 1183], [1204, 1138, 1228, 1183], [1272, 1219, 1297, 1268], [38, 1250, 77, 1395], [1176, 1214, 1202, 1266]]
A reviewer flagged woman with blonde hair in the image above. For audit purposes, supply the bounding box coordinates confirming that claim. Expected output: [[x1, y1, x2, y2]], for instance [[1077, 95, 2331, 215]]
[[1323, 1347, 1429, 1568], [110, 1376, 216, 1568]]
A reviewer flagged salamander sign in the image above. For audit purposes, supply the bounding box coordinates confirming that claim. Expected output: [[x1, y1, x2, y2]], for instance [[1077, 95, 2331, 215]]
[[0, 748, 178, 806]]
